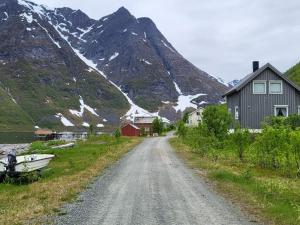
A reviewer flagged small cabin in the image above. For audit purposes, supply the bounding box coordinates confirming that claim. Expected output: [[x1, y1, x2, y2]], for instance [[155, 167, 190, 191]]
[[121, 123, 141, 137], [223, 62, 300, 129]]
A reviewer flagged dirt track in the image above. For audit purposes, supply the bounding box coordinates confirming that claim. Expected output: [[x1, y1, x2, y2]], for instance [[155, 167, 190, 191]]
[[55, 134, 257, 225]]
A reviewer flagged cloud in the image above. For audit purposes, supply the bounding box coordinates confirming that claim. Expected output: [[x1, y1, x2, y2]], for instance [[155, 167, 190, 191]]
[[32, 0, 300, 81]]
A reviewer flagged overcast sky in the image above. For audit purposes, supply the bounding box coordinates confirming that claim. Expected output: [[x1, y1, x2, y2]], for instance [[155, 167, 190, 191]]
[[32, 0, 300, 82]]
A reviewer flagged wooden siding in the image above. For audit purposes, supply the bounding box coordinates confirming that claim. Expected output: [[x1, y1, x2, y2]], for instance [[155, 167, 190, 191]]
[[227, 91, 240, 124], [238, 68, 300, 128]]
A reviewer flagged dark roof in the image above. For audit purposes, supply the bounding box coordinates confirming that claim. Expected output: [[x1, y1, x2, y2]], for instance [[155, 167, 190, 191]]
[[223, 63, 300, 97]]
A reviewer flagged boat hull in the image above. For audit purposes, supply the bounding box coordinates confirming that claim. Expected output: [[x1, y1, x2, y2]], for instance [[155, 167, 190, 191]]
[[0, 154, 55, 173]]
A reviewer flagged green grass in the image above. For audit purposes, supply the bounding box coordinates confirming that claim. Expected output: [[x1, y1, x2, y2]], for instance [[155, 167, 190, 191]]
[[0, 135, 142, 225], [170, 137, 300, 225]]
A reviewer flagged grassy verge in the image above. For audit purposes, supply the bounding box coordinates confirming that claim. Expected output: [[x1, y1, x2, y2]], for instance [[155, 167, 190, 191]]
[[170, 137, 300, 225], [0, 135, 142, 225]]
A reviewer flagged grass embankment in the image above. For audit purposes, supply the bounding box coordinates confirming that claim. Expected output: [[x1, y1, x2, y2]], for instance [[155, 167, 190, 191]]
[[0, 135, 142, 225], [170, 138, 300, 225]]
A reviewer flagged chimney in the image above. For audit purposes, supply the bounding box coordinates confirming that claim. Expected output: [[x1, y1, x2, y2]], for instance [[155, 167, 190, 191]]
[[252, 61, 259, 72]]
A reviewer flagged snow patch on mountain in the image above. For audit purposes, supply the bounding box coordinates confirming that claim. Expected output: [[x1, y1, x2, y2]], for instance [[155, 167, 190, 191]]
[[19, 12, 33, 23], [56, 113, 74, 127], [109, 52, 119, 61], [161, 40, 175, 53], [173, 79, 206, 112], [69, 96, 99, 117]]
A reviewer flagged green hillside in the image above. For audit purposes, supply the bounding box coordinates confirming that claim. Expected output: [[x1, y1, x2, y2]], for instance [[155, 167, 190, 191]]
[[285, 62, 300, 86]]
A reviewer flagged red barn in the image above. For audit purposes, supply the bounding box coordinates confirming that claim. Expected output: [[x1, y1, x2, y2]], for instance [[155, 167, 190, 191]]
[[121, 123, 140, 137]]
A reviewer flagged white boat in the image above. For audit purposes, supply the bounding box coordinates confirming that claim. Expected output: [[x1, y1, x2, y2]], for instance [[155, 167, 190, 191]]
[[0, 154, 55, 173], [51, 142, 74, 149], [0, 161, 5, 173]]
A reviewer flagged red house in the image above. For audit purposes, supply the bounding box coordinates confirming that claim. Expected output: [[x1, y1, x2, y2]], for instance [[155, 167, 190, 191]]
[[121, 123, 141, 137]]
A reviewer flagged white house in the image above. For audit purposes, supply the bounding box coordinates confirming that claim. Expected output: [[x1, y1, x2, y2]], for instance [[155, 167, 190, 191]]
[[187, 108, 204, 126]]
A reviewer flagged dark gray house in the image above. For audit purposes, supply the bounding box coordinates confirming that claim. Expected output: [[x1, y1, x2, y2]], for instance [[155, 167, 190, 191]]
[[223, 62, 300, 129]]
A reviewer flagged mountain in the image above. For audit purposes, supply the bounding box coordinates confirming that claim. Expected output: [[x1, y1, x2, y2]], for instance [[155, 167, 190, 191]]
[[0, 0, 129, 131], [0, 0, 228, 131], [228, 79, 240, 87]]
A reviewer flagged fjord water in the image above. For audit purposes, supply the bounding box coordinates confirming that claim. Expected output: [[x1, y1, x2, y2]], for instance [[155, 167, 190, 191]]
[[0, 132, 35, 144]]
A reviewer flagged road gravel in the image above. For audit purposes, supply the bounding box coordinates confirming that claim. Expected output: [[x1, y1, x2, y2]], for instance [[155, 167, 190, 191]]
[[55, 134, 257, 225]]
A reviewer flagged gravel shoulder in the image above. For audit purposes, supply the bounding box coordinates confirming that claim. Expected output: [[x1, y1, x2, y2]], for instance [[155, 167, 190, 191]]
[[55, 134, 258, 225]]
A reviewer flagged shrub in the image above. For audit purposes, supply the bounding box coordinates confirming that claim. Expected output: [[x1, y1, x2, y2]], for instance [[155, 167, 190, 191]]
[[285, 114, 300, 130], [177, 121, 188, 138], [230, 128, 252, 161], [202, 105, 232, 140], [153, 118, 164, 135], [289, 130, 300, 177], [182, 112, 189, 124], [252, 126, 291, 170], [114, 129, 121, 140]]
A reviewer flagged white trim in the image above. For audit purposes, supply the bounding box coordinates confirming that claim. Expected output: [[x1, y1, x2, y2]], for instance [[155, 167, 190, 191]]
[[253, 80, 266, 94], [298, 106, 300, 115], [274, 105, 289, 117], [269, 80, 283, 94], [234, 106, 239, 120]]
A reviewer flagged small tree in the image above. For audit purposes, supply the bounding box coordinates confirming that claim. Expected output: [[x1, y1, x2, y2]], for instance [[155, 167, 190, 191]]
[[88, 124, 95, 138], [177, 121, 187, 138], [153, 118, 164, 135], [182, 112, 189, 124], [114, 129, 121, 140], [231, 128, 251, 161], [289, 130, 300, 177], [202, 105, 232, 140]]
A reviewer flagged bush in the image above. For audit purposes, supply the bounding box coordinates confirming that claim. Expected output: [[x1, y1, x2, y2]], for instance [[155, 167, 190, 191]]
[[289, 130, 300, 177], [230, 128, 252, 161], [177, 121, 188, 138], [153, 118, 164, 135], [286, 114, 300, 130], [202, 105, 232, 140], [252, 126, 291, 170], [114, 129, 121, 140]]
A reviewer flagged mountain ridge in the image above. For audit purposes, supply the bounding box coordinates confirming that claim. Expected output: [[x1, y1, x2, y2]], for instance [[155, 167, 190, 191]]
[[0, 0, 228, 130]]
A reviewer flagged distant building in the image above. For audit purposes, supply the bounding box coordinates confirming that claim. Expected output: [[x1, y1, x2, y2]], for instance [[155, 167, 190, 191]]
[[34, 129, 56, 141], [187, 108, 204, 126], [121, 123, 141, 137], [223, 62, 300, 129], [134, 116, 156, 136]]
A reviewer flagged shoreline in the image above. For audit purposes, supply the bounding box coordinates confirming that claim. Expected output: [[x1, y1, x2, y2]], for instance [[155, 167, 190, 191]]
[[0, 144, 30, 159]]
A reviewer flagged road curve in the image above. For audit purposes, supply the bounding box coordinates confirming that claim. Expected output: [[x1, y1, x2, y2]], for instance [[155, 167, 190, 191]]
[[55, 134, 257, 225]]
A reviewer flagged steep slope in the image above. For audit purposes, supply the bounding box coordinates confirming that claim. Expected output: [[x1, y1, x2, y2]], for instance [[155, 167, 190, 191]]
[[45, 6, 228, 118], [0, 0, 228, 131], [286, 62, 300, 86], [0, 0, 129, 131]]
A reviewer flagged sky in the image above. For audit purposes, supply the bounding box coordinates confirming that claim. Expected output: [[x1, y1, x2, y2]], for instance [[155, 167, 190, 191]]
[[32, 0, 300, 82]]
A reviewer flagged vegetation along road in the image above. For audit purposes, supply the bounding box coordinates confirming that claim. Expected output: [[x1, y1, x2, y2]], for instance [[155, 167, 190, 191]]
[[55, 134, 256, 225]]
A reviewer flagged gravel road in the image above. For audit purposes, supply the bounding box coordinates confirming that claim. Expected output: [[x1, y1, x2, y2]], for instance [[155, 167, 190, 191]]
[[55, 134, 257, 225]]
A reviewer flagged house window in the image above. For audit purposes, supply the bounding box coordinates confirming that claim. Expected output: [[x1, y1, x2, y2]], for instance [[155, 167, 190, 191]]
[[274, 105, 288, 117], [269, 80, 283, 94], [253, 81, 266, 94], [234, 106, 239, 120]]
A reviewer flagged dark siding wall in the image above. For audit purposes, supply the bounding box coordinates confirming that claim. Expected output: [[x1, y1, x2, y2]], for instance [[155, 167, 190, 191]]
[[240, 68, 299, 128], [227, 92, 240, 123]]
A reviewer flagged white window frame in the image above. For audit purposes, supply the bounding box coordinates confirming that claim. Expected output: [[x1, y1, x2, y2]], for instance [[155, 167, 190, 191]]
[[298, 106, 300, 115], [269, 80, 283, 94], [234, 106, 239, 120], [274, 105, 289, 117], [253, 80, 267, 94]]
